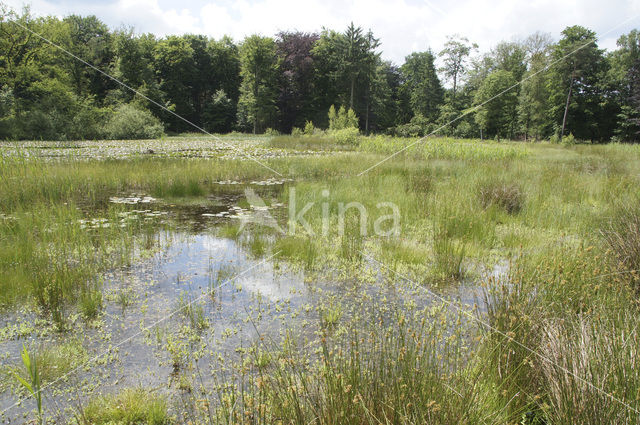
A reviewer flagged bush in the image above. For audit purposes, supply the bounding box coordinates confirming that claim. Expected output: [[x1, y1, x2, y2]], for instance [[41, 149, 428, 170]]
[[561, 133, 576, 146], [328, 105, 358, 130], [478, 181, 524, 213], [391, 114, 436, 137], [291, 127, 303, 137], [69, 101, 112, 140], [303, 120, 315, 136], [104, 104, 164, 140], [264, 127, 280, 136], [453, 121, 475, 138], [329, 127, 360, 145]]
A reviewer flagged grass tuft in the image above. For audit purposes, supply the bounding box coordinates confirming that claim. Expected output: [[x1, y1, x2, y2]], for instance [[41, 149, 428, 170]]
[[601, 204, 640, 291], [81, 388, 172, 425], [478, 180, 524, 214]]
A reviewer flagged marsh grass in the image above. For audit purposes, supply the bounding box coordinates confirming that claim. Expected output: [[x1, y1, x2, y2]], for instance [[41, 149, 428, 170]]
[[380, 238, 429, 267], [177, 292, 208, 331], [478, 180, 524, 214], [601, 204, 640, 291], [430, 213, 467, 283], [540, 312, 640, 424], [80, 388, 171, 425], [274, 236, 319, 270], [269, 135, 349, 151], [194, 302, 504, 425], [11, 340, 87, 387], [479, 242, 640, 424], [4, 138, 640, 423], [78, 285, 103, 321], [340, 213, 364, 262], [13, 345, 42, 424]]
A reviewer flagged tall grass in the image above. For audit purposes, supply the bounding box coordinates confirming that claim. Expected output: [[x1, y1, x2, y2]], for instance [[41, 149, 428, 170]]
[[601, 204, 640, 291], [4, 138, 640, 423]]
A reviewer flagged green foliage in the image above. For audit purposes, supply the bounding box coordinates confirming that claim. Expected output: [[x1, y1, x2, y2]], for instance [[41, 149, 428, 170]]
[[104, 104, 164, 140], [13, 345, 42, 424], [303, 120, 315, 135], [474, 69, 518, 139], [518, 34, 553, 141], [0, 6, 636, 142], [401, 51, 444, 121], [328, 105, 358, 130], [327, 105, 360, 144], [561, 133, 577, 146], [203, 89, 235, 133], [391, 114, 433, 137], [438, 35, 477, 98], [237, 35, 279, 133], [329, 127, 360, 145], [549, 26, 607, 141]]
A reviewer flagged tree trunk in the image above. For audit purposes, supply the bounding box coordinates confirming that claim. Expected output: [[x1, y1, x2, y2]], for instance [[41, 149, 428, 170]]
[[561, 69, 575, 139], [365, 81, 370, 134], [452, 75, 457, 100], [365, 100, 369, 134], [350, 76, 355, 110], [253, 64, 259, 134]]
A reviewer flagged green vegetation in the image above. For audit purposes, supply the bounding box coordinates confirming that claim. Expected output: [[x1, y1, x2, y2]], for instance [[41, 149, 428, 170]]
[[13, 345, 42, 424], [1, 136, 640, 424], [2, 6, 640, 142], [80, 389, 171, 425], [4, 2, 640, 423]]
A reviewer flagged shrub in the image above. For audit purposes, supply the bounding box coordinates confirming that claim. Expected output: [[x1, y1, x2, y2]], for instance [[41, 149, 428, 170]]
[[303, 120, 315, 135], [329, 127, 360, 145], [328, 105, 358, 130], [264, 127, 280, 136], [70, 102, 112, 140], [478, 181, 524, 213], [291, 127, 303, 137], [104, 104, 164, 140], [453, 121, 475, 138], [392, 114, 431, 137], [561, 133, 576, 146]]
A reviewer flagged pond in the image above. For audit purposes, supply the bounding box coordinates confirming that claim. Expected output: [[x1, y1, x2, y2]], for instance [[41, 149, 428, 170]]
[[0, 183, 487, 423]]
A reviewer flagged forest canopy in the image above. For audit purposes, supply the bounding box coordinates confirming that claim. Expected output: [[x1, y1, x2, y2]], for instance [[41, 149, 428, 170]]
[[1, 5, 640, 142]]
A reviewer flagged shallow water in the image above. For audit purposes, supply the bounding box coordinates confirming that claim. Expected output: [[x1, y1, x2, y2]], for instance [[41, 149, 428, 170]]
[[0, 229, 318, 421], [0, 188, 489, 423]]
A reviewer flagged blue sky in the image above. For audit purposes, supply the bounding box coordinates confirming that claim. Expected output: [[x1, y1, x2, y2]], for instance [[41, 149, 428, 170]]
[[5, 0, 640, 64]]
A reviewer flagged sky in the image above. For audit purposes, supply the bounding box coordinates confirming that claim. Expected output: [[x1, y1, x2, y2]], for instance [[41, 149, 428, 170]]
[[4, 0, 640, 64]]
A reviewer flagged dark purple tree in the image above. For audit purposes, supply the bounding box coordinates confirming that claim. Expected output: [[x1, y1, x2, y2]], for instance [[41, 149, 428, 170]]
[[275, 31, 319, 132]]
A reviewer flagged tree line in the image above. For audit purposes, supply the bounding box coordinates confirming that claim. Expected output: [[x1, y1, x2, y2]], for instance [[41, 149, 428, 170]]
[[1, 5, 640, 142]]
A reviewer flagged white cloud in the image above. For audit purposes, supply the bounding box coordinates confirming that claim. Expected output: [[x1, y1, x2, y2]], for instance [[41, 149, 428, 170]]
[[4, 0, 640, 63]]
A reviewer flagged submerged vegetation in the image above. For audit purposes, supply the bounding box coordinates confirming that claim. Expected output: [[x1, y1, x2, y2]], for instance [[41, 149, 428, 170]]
[[0, 135, 640, 424]]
